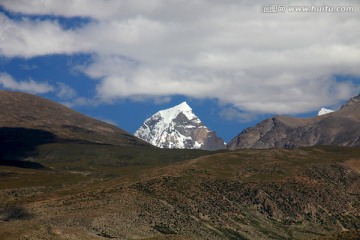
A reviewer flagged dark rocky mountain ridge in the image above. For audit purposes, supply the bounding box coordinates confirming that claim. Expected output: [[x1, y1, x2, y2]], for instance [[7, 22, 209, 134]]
[[227, 94, 360, 150]]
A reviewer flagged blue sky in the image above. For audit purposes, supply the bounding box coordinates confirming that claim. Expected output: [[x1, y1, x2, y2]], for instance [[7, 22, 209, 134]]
[[0, 1, 359, 142]]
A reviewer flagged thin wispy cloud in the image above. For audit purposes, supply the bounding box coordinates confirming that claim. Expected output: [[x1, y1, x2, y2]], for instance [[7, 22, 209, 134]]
[[61, 96, 101, 108], [0, 73, 54, 94], [220, 108, 258, 123], [56, 82, 77, 99]]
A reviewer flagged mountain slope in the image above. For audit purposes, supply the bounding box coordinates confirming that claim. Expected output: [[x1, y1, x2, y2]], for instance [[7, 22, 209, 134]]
[[0, 90, 148, 148], [135, 102, 225, 150], [227, 94, 360, 149], [0, 91, 217, 173]]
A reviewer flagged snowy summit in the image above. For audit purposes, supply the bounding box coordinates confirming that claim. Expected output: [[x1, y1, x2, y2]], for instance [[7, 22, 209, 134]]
[[157, 102, 198, 125], [134, 102, 225, 150], [318, 108, 334, 116]]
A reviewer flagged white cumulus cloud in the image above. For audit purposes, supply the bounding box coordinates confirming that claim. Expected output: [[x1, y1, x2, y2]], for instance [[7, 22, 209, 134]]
[[0, 0, 360, 116], [0, 14, 81, 58]]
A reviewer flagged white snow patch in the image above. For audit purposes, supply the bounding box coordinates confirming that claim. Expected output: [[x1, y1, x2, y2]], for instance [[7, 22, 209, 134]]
[[318, 108, 334, 116], [159, 102, 196, 125], [194, 141, 203, 149]]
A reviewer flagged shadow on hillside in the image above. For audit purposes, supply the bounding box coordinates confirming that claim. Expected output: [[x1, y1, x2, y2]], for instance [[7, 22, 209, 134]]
[[0, 127, 56, 167], [0, 159, 45, 169]]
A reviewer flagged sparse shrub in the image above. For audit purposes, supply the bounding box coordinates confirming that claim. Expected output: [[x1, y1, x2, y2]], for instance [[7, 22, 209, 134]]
[[97, 230, 115, 239], [0, 205, 32, 221], [153, 223, 177, 234]]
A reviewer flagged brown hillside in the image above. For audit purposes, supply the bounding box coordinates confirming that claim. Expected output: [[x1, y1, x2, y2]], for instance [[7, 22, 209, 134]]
[[0, 146, 359, 239], [0, 90, 148, 147]]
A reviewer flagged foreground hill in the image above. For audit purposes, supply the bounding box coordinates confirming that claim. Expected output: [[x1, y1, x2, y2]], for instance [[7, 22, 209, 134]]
[[227, 94, 360, 149], [0, 146, 359, 239], [0, 90, 147, 147], [0, 90, 154, 162]]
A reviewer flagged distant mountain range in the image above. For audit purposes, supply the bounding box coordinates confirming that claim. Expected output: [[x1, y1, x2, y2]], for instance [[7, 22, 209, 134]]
[[227, 94, 360, 150], [1, 90, 360, 153], [134, 98, 359, 151], [135, 102, 225, 150]]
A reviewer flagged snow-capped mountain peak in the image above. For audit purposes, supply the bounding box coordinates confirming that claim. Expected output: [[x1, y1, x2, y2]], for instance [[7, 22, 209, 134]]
[[134, 102, 225, 150], [158, 102, 198, 125], [318, 108, 334, 116]]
